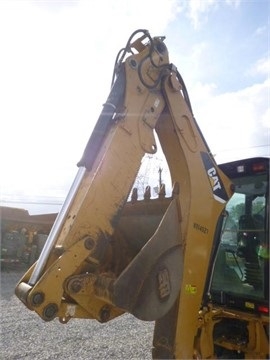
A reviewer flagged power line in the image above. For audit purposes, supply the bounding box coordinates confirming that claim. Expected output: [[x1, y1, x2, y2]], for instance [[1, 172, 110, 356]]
[[216, 144, 269, 153]]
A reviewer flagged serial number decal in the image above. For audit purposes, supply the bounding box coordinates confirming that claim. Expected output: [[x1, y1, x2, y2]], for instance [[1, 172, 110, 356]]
[[193, 222, 209, 234]]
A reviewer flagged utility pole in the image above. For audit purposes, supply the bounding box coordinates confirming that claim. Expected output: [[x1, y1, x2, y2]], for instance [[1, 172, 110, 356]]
[[158, 167, 163, 189]]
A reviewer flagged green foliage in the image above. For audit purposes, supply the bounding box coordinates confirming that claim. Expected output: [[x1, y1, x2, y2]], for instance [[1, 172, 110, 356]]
[[229, 200, 265, 222], [230, 203, 245, 221]]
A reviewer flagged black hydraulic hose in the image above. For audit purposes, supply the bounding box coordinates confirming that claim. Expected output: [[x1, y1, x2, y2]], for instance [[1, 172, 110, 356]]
[[111, 29, 151, 87], [119, 28, 150, 64], [77, 65, 126, 171], [137, 38, 170, 90], [137, 54, 164, 89], [111, 47, 126, 87]]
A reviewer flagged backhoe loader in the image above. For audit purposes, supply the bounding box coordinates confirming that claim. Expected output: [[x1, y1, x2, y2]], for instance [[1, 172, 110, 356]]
[[15, 30, 269, 359]]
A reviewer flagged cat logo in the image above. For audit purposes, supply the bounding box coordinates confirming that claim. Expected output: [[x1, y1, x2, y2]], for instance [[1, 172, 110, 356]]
[[201, 152, 229, 204], [207, 167, 222, 191]]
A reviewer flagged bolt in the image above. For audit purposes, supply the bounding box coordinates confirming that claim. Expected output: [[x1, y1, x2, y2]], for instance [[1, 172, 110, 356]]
[[67, 279, 82, 293], [31, 292, 44, 306], [43, 303, 58, 321], [99, 306, 110, 323], [129, 59, 137, 69], [84, 237, 95, 250]]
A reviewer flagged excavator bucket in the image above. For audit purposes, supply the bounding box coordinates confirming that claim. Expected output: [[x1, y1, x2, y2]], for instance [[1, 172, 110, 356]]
[[112, 192, 183, 320]]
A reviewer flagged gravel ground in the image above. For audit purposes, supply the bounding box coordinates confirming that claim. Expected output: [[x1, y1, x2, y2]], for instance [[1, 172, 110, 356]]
[[0, 266, 154, 359]]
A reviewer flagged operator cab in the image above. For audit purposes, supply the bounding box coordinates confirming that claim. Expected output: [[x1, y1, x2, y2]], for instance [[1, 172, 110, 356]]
[[210, 157, 269, 315]]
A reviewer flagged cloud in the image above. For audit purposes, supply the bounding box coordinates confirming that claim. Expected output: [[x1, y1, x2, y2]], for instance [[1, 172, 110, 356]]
[[262, 107, 270, 128], [186, 0, 217, 29], [254, 25, 268, 37], [248, 57, 270, 77], [225, 0, 241, 8], [191, 78, 270, 163], [179, 0, 241, 29]]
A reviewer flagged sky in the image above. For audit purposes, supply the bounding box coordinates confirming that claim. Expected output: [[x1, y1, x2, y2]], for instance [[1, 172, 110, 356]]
[[0, 0, 269, 214]]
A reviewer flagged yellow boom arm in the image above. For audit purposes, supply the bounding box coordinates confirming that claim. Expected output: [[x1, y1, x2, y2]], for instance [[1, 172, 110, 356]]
[[15, 30, 233, 359]]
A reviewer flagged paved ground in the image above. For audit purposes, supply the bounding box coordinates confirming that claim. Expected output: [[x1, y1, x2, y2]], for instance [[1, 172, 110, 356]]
[[0, 266, 154, 359]]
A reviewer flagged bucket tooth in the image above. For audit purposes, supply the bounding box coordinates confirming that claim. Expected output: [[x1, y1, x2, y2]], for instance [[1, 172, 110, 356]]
[[158, 183, 166, 198], [172, 182, 180, 197], [131, 188, 138, 203], [144, 186, 151, 200]]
